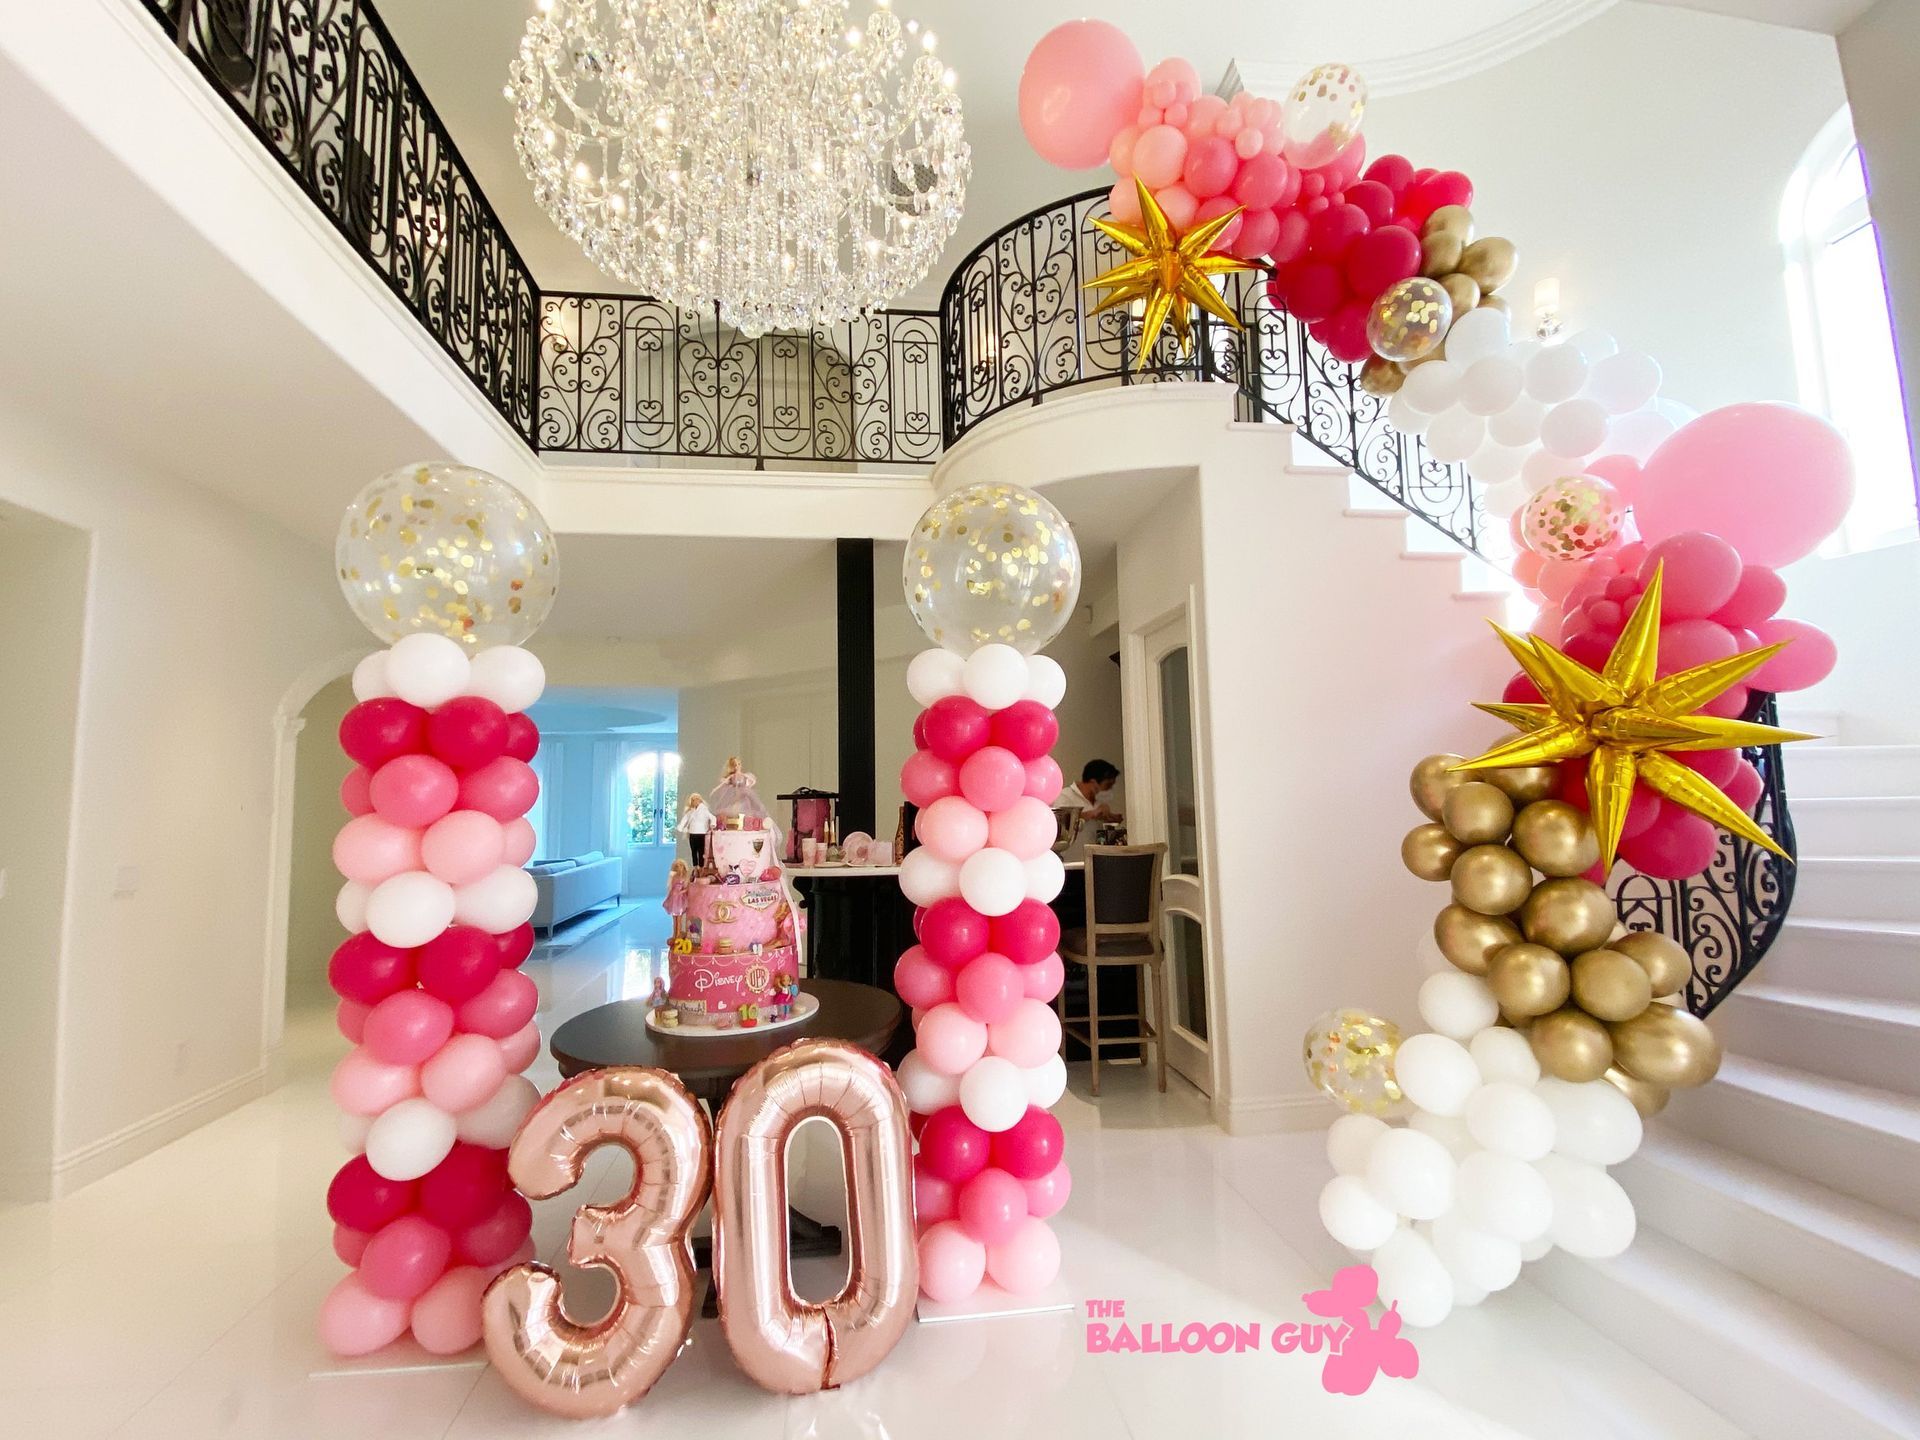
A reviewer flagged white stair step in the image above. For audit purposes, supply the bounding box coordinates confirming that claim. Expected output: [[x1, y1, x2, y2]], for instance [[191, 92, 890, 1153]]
[[1792, 857, 1920, 923], [1777, 706, 1845, 744], [1787, 744, 1920, 799], [1527, 1228, 1920, 1440], [1711, 985, 1920, 1095], [1761, 919, 1920, 1004], [1792, 796, 1920, 856], [1662, 1054, 1920, 1223], [1618, 1130, 1920, 1362]]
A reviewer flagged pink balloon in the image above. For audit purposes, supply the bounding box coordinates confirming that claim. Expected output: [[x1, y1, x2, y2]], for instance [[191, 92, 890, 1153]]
[[1712, 566, 1787, 629], [332, 815, 424, 887], [1186, 93, 1227, 136], [1192, 196, 1244, 253], [341, 766, 374, 817], [987, 796, 1059, 862], [1587, 454, 1643, 506], [1131, 124, 1188, 188], [913, 1156, 958, 1225], [1106, 178, 1143, 225], [363, 990, 456, 1067], [420, 809, 507, 886], [1750, 618, 1838, 691], [409, 1265, 490, 1355], [956, 1167, 1030, 1247], [987, 999, 1062, 1068], [1657, 619, 1738, 677], [330, 1046, 421, 1116], [318, 1272, 413, 1357], [1634, 403, 1855, 567], [1679, 747, 1742, 787], [1182, 136, 1237, 199], [1723, 759, 1765, 811], [1022, 951, 1065, 1002], [894, 946, 957, 1009], [454, 1192, 533, 1267], [1154, 184, 1198, 231], [1699, 683, 1750, 720], [959, 746, 1027, 812], [456, 969, 539, 1039], [421, 1032, 510, 1111], [332, 1222, 371, 1267], [902, 748, 960, 807], [336, 998, 371, 1044], [360, 1214, 453, 1301], [1018, 20, 1146, 170], [456, 757, 538, 822], [1537, 558, 1587, 604], [369, 754, 459, 829], [1108, 123, 1140, 177], [499, 817, 537, 867], [1024, 1161, 1073, 1219], [918, 1220, 988, 1302], [1148, 56, 1201, 105], [1022, 755, 1064, 802], [497, 1020, 542, 1074], [986, 1216, 1062, 1295], [954, 952, 1024, 1024], [1621, 809, 1720, 880], [1639, 532, 1743, 620], [917, 795, 991, 862], [918, 1003, 989, 1075], [923, 696, 992, 763]]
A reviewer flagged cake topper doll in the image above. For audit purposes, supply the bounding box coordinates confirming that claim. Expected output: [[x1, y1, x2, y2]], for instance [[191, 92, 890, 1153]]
[[663, 859, 691, 941], [676, 792, 715, 868]]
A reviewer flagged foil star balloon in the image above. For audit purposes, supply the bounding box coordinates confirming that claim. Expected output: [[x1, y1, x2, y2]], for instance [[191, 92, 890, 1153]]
[[1084, 180, 1262, 371], [1455, 564, 1816, 871]]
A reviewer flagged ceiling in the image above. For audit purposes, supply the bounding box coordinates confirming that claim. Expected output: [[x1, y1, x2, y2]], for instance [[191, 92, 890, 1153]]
[[1634, 0, 1876, 31], [542, 534, 837, 640]]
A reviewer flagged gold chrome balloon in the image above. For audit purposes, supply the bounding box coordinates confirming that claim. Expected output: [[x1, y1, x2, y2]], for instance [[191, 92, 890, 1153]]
[[1487, 942, 1571, 1019], [1530, 1006, 1614, 1082], [1450, 844, 1534, 915], [1361, 356, 1407, 396], [1610, 1003, 1722, 1088], [1442, 781, 1515, 845], [1603, 1065, 1671, 1118], [1424, 205, 1475, 243], [1367, 277, 1453, 363], [1520, 877, 1617, 955], [1420, 231, 1464, 278], [1401, 823, 1463, 882], [1303, 1009, 1405, 1116], [1612, 930, 1692, 998], [1459, 236, 1519, 292], [1571, 948, 1655, 1022], [1434, 904, 1523, 976], [1410, 753, 1470, 821], [1486, 765, 1560, 805], [1511, 800, 1600, 877], [1440, 272, 1482, 317]]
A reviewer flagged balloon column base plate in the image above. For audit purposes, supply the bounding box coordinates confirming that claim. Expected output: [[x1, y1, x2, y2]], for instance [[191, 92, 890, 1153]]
[[915, 1278, 1076, 1325]]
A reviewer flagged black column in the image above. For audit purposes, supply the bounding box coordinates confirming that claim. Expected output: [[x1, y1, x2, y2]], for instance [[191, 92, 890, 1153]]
[[835, 537, 876, 837]]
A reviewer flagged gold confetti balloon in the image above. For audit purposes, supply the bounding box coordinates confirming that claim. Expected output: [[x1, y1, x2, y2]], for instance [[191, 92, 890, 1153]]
[[1367, 277, 1454, 364], [336, 461, 558, 647], [1281, 63, 1368, 169], [1303, 1008, 1405, 1116], [1519, 475, 1626, 561], [903, 483, 1081, 655]]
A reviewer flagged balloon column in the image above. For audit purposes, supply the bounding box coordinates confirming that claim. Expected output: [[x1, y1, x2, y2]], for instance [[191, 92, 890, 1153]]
[[320, 462, 557, 1358], [896, 482, 1080, 1302]]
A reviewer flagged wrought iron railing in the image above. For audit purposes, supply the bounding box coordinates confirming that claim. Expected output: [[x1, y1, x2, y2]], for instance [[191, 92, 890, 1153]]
[[939, 189, 1483, 552], [135, 0, 539, 442]]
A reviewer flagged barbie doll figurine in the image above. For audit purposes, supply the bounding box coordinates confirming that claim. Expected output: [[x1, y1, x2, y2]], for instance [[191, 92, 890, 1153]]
[[663, 859, 691, 940], [677, 792, 715, 867]]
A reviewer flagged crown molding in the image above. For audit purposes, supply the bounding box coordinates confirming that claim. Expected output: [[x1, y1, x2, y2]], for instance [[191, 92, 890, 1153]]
[[1222, 0, 1617, 100]]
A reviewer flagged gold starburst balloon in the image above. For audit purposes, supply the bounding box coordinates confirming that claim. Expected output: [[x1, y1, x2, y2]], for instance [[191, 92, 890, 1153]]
[[1084, 180, 1262, 371], [1455, 564, 1816, 871]]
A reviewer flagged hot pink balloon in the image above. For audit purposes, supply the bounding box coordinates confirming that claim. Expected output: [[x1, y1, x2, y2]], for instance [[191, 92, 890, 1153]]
[[1750, 618, 1838, 691], [363, 990, 456, 1067], [497, 1020, 542, 1074], [902, 748, 960, 807], [1723, 758, 1765, 811], [1712, 566, 1787, 629], [987, 999, 1062, 1068], [918, 1003, 989, 1076], [330, 1046, 421, 1116], [333, 1222, 371, 1267], [917, 795, 991, 862], [956, 1167, 1030, 1247], [1678, 746, 1742, 787], [456, 969, 538, 1039], [923, 696, 992, 762], [360, 1214, 453, 1301], [988, 795, 1059, 861], [369, 754, 459, 829], [318, 1272, 413, 1357], [920, 897, 991, 967], [1018, 20, 1146, 170], [1639, 533, 1743, 620], [1022, 951, 1065, 1003], [1656, 619, 1738, 677], [918, 1220, 987, 1302], [421, 809, 507, 886], [1023, 754, 1064, 802], [1131, 124, 1188, 189], [456, 757, 538, 821], [918, 1106, 992, 1184], [1024, 1161, 1073, 1219], [959, 746, 1026, 812], [1234, 206, 1284, 260], [332, 814, 424, 886], [455, 1192, 533, 1267], [1633, 404, 1855, 567], [421, 1032, 510, 1112], [954, 952, 1024, 1025], [1621, 809, 1719, 880], [894, 946, 957, 1009]]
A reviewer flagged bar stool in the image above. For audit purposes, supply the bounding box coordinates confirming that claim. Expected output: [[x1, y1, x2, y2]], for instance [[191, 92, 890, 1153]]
[[1057, 844, 1168, 1096]]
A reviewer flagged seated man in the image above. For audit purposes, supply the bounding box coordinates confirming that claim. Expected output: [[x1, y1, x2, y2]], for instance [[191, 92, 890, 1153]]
[[1056, 759, 1122, 859]]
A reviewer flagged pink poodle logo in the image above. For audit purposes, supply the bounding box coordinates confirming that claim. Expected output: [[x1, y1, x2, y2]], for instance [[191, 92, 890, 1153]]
[[1083, 1264, 1417, 1397]]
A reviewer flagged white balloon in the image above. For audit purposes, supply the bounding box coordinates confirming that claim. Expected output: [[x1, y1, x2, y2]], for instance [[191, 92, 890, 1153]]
[[1464, 1082, 1556, 1161], [1536, 1153, 1637, 1258], [456, 1074, 541, 1148], [1394, 1033, 1482, 1117], [1371, 1227, 1455, 1328], [1365, 1127, 1457, 1221], [1388, 388, 1430, 436], [898, 1050, 962, 1114], [1445, 306, 1512, 369], [1417, 973, 1500, 1041], [1525, 343, 1589, 404], [1400, 359, 1462, 415], [338, 1110, 372, 1154], [1453, 1279, 1489, 1308], [1327, 1113, 1390, 1177], [1536, 1077, 1644, 1166], [959, 1056, 1029, 1132], [466, 645, 546, 714], [1430, 1212, 1523, 1292], [1481, 479, 1529, 520], [1408, 1108, 1477, 1161], [1652, 397, 1698, 427], [907, 648, 967, 708], [335, 880, 371, 933], [1607, 407, 1678, 462], [1459, 357, 1525, 417], [386, 633, 471, 709], [452, 864, 537, 932], [1469, 1027, 1540, 1087], [1413, 930, 1450, 976], [1023, 849, 1066, 904], [958, 848, 1026, 916], [899, 848, 961, 906], [963, 644, 1029, 711], [1521, 447, 1574, 491], [1540, 398, 1609, 458], [1454, 1149, 1554, 1243], [1519, 1232, 1555, 1262], [351, 650, 395, 702], [1023, 1053, 1068, 1108], [364, 1097, 457, 1181], [1487, 394, 1547, 448], [1319, 1175, 1400, 1252], [1506, 339, 1543, 370], [1568, 328, 1618, 363], [1023, 654, 1067, 709], [1424, 409, 1486, 464], [1587, 351, 1662, 414], [365, 871, 456, 948], [1466, 442, 1525, 487]]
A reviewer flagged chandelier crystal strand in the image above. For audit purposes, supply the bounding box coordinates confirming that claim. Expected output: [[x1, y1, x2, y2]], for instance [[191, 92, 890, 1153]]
[[509, 0, 969, 337]]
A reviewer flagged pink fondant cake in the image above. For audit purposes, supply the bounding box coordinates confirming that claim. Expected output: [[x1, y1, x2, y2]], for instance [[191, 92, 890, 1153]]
[[669, 850, 802, 1023]]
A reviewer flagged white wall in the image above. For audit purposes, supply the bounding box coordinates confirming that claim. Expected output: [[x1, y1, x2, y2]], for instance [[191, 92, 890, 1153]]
[[286, 677, 356, 1015]]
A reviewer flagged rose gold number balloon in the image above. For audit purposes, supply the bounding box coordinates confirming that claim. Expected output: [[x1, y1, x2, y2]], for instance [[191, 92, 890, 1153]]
[[712, 1039, 919, 1393], [482, 1068, 710, 1418]]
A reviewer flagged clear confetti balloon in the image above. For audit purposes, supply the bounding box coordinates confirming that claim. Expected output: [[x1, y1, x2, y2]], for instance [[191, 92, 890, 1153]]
[[904, 483, 1081, 655], [1367, 277, 1453, 363], [1520, 475, 1626, 561], [1282, 63, 1368, 169], [1304, 1008, 1405, 1116], [336, 462, 558, 647]]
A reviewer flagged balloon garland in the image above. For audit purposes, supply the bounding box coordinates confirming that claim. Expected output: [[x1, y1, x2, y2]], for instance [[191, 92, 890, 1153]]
[[895, 483, 1081, 1303], [320, 463, 555, 1357]]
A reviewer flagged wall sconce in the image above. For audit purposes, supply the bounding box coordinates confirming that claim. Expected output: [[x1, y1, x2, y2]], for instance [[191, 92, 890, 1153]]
[[1533, 277, 1563, 340]]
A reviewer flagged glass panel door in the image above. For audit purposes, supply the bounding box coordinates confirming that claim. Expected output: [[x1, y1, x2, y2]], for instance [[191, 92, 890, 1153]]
[[1159, 647, 1199, 877]]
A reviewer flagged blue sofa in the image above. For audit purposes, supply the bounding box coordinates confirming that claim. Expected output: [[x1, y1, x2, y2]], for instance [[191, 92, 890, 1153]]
[[528, 852, 623, 930]]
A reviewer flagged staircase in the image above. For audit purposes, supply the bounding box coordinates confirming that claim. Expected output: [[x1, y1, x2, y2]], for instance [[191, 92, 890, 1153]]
[[1528, 730, 1920, 1440]]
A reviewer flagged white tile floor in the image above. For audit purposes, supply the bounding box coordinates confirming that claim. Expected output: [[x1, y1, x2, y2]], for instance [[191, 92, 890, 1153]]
[[0, 905, 1743, 1439]]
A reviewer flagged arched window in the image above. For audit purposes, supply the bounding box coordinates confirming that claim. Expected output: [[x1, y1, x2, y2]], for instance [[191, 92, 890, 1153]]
[[1782, 107, 1917, 553]]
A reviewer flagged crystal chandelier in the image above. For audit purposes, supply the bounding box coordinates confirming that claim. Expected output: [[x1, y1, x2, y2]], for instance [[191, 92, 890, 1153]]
[[508, 0, 970, 337]]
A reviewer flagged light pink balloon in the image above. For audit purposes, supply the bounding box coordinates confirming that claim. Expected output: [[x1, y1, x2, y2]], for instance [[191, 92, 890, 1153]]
[[960, 746, 1026, 812], [318, 1271, 413, 1357], [1713, 566, 1787, 629], [1147, 55, 1202, 105], [497, 1020, 542, 1074], [456, 968, 538, 1039], [987, 796, 1057, 862], [1234, 128, 1264, 160], [421, 809, 507, 886], [421, 1032, 510, 1111], [1107, 123, 1140, 177], [987, 999, 1062, 1068], [895, 946, 957, 1009], [1023, 1161, 1073, 1219], [954, 952, 1024, 1025], [363, 990, 456, 1067], [902, 749, 961, 807], [330, 1046, 421, 1116], [1657, 619, 1738, 677], [918, 1220, 988, 1302], [1154, 184, 1199, 230], [1186, 93, 1227, 137], [986, 1216, 1061, 1294], [499, 817, 537, 867], [1018, 19, 1146, 170], [369, 754, 459, 829], [1132, 124, 1188, 189], [917, 795, 991, 862], [1022, 952, 1065, 1003], [1023, 755, 1064, 801], [333, 815, 424, 886], [1106, 178, 1143, 225], [409, 1265, 489, 1355], [1751, 618, 1838, 691], [917, 1002, 989, 1076], [1163, 102, 1190, 130]]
